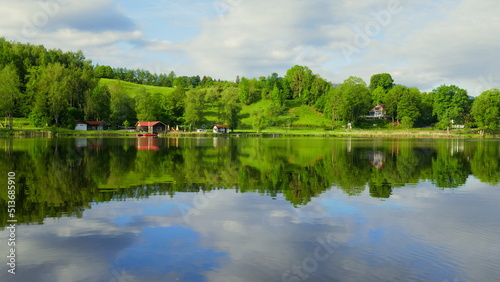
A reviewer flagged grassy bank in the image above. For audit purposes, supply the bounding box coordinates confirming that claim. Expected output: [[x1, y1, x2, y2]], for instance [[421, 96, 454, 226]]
[[1, 117, 498, 138]]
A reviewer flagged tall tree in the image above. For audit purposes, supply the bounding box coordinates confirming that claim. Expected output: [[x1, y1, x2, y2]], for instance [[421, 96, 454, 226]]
[[84, 85, 111, 121], [325, 76, 371, 126], [384, 85, 407, 123], [416, 92, 436, 127], [284, 65, 313, 101], [270, 84, 285, 109], [219, 87, 242, 129], [432, 85, 472, 132], [397, 87, 421, 128], [471, 88, 500, 136], [135, 89, 164, 122], [371, 86, 386, 105], [164, 87, 185, 125], [0, 65, 21, 128], [32, 63, 72, 126], [251, 109, 267, 133], [309, 75, 331, 107], [109, 82, 136, 127], [94, 65, 114, 79], [183, 89, 206, 130], [369, 73, 394, 90]]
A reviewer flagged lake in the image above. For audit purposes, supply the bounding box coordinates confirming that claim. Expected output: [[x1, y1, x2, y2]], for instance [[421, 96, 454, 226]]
[[0, 137, 499, 282]]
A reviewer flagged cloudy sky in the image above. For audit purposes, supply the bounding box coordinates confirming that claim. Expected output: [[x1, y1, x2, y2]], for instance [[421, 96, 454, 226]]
[[0, 0, 499, 94]]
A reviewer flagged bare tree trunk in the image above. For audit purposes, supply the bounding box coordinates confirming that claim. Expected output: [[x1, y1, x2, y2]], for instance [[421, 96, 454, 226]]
[[8, 112, 13, 129]]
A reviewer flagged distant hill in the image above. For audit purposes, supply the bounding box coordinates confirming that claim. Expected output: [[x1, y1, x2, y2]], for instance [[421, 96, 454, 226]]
[[99, 78, 331, 129], [99, 78, 176, 97]]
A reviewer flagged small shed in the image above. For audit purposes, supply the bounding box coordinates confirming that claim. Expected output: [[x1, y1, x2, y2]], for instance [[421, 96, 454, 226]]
[[135, 121, 167, 134], [213, 124, 231, 133], [74, 121, 107, 131]]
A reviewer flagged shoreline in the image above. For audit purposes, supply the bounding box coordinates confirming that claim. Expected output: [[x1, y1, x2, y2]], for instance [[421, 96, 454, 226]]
[[0, 128, 497, 138]]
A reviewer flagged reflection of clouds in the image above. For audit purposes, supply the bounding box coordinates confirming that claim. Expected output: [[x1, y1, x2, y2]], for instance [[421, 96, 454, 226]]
[[114, 226, 226, 282], [223, 220, 244, 233], [1, 184, 499, 281]]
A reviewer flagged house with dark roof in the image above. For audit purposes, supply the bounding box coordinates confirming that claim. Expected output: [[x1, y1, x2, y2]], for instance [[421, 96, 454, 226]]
[[213, 124, 230, 133], [74, 121, 107, 131], [135, 121, 167, 134]]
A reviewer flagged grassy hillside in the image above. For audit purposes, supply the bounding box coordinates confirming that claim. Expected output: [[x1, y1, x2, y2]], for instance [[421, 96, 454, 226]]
[[99, 78, 331, 130], [239, 99, 330, 129], [100, 78, 176, 97]]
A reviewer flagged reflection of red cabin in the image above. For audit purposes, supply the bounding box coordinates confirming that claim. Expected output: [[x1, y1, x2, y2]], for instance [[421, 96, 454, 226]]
[[136, 137, 159, 151]]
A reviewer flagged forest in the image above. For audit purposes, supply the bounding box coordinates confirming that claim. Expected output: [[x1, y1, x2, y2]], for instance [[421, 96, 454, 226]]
[[0, 38, 499, 134]]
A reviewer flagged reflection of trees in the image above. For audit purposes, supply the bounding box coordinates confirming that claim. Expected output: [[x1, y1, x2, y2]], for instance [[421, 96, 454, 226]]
[[1, 138, 499, 227], [470, 141, 500, 185], [369, 169, 392, 198], [329, 141, 371, 196], [430, 141, 471, 188]]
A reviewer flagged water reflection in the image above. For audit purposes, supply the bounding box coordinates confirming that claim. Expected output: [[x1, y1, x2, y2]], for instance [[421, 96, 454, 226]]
[[0, 138, 499, 227], [0, 137, 499, 281]]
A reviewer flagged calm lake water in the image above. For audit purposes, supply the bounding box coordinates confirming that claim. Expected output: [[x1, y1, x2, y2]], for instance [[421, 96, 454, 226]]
[[1, 137, 500, 282]]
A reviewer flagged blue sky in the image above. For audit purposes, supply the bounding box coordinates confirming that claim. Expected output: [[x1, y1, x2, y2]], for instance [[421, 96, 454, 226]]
[[1, 0, 499, 94]]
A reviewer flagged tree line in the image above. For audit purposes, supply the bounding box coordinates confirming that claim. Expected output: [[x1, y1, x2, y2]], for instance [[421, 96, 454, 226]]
[[0, 38, 499, 133]]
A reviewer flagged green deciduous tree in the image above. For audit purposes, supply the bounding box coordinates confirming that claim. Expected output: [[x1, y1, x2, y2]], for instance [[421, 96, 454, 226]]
[[369, 73, 394, 91], [219, 87, 242, 129], [397, 87, 421, 128], [238, 77, 262, 105], [270, 84, 285, 109], [384, 85, 406, 123], [324, 76, 371, 127], [0, 65, 21, 128], [309, 75, 331, 108], [183, 89, 206, 130], [135, 89, 164, 122], [84, 85, 111, 121], [417, 92, 436, 127], [252, 109, 267, 133], [471, 88, 500, 135], [109, 82, 136, 127], [94, 65, 114, 78], [371, 86, 386, 105], [164, 87, 185, 125], [432, 85, 472, 132], [31, 63, 72, 126], [284, 65, 313, 102]]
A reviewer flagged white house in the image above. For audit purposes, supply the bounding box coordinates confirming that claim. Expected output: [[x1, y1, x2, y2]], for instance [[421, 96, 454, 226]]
[[74, 121, 88, 131], [368, 104, 386, 119], [213, 124, 230, 133], [74, 121, 107, 131]]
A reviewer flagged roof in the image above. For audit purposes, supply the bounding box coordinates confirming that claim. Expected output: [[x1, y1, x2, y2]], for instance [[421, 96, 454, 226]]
[[135, 121, 165, 127], [369, 104, 385, 112], [214, 124, 231, 128], [85, 121, 106, 126], [76, 120, 107, 125]]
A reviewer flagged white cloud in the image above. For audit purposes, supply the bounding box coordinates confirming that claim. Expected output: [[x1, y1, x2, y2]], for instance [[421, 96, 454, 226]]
[[0, 0, 498, 94]]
